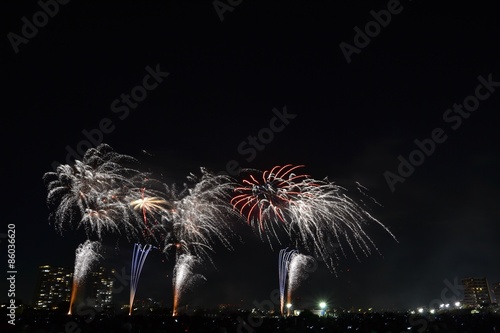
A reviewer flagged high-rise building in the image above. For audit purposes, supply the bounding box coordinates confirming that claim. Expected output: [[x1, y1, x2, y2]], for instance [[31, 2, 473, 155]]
[[35, 264, 115, 311], [90, 267, 115, 309], [35, 265, 73, 310], [493, 282, 500, 304], [461, 277, 493, 307]]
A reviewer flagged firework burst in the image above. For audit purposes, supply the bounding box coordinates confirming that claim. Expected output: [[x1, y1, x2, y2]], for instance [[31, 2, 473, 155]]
[[130, 195, 170, 221], [128, 182, 171, 242], [43, 144, 144, 240], [161, 169, 240, 316], [163, 168, 238, 264], [231, 164, 307, 231], [232, 164, 397, 273]]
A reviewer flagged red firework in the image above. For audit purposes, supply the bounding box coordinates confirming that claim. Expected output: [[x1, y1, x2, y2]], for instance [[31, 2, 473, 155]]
[[231, 164, 309, 229]]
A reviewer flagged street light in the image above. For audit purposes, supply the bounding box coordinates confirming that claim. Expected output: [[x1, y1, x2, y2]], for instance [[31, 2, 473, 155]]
[[319, 301, 327, 316]]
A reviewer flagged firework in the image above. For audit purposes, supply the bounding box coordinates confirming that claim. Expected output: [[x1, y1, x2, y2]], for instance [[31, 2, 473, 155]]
[[128, 184, 171, 242], [43, 144, 144, 240], [287, 177, 397, 271], [286, 253, 314, 311], [231, 164, 307, 231], [130, 194, 169, 224], [164, 169, 238, 315], [232, 165, 397, 273], [68, 240, 102, 315], [129, 243, 153, 315], [43, 144, 245, 316], [278, 248, 297, 316], [172, 254, 205, 316], [163, 168, 238, 264]]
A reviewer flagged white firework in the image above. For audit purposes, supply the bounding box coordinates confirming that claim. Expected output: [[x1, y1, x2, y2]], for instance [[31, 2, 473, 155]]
[[43, 144, 147, 239], [164, 168, 239, 264], [287, 253, 314, 305], [172, 254, 205, 316]]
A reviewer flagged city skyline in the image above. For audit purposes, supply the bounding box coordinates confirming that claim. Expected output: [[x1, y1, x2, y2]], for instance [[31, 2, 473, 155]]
[[17, 261, 500, 312], [3, 0, 500, 316]]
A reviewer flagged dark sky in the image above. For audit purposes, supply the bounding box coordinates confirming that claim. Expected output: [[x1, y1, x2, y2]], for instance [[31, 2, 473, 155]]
[[2, 0, 500, 311]]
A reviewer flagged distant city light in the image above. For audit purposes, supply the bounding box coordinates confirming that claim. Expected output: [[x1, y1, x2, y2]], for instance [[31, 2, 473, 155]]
[[455, 302, 461, 307], [286, 303, 292, 309], [418, 308, 424, 314]]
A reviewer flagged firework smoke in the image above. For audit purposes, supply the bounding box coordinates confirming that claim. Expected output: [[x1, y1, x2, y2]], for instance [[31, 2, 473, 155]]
[[68, 240, 102, 315]]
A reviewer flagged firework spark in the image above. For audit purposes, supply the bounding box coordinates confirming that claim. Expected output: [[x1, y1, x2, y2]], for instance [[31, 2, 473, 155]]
[[130, 195, 169, 222], [128, 185, 171, 241], [129, 243, 153, 315], [172, 254, 205, 316], [232, 165, 397, 273], [231, 164, 307, 231], [287, 253, 314, 310], [43, 144, 144, 240], [68, 240, 102, 315], [278, 248, 297, 316], [163, 168, 238, 264], [164, 169, 238, 316]]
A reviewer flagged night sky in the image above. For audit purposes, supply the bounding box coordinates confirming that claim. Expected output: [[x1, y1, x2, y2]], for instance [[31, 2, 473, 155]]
[[2, 0, 500, 311]]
